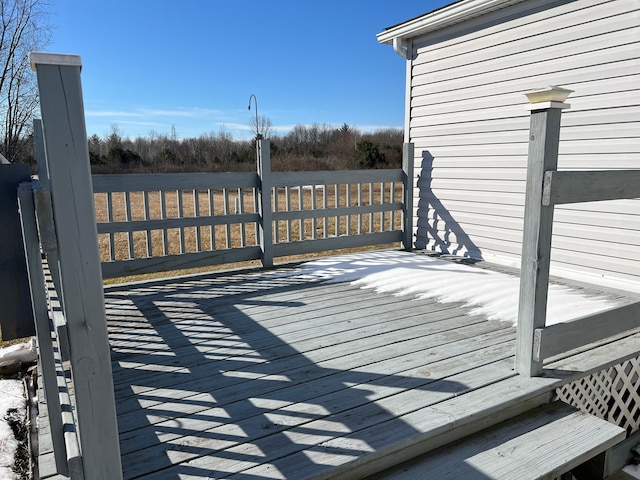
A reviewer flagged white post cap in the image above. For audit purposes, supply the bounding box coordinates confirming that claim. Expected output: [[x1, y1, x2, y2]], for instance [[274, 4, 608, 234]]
[[524, 85, 573, 111], [29, 52, 82, 71]]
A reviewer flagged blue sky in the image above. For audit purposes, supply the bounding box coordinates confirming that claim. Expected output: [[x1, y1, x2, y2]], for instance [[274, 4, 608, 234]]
[[48, 1, 451, 140]]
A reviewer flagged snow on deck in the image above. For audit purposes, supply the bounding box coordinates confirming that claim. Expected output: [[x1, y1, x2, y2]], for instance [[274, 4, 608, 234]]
[[297, 250, 617, 326]]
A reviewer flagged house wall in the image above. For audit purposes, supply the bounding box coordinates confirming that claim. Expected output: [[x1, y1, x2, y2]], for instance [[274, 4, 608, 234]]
[[408, 0, 640, 292]]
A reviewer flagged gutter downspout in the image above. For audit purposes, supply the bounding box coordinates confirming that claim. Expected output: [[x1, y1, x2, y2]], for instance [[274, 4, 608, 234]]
[[392, 37, 409, 59]]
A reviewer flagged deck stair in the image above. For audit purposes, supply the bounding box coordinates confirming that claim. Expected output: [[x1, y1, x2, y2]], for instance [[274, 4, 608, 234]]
[[313, 331, 640, 480], [369, 401, 626, 479]]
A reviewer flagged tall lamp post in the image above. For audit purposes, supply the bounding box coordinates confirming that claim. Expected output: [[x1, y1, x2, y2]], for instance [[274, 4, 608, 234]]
[[248, 94, 261, 140], [248, 94, 261, 167]]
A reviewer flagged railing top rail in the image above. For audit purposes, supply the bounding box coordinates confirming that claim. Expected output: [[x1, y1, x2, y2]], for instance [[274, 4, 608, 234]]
[[92, 171, 259, 193], [543, 169, 640, 206], [271, 168, 404, 187]]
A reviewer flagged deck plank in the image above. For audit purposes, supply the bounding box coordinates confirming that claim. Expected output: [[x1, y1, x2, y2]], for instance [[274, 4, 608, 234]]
[[110, 295, 463, 378], [100, 263, 640, 480], [117, 325, 515, 447], [123, 346, 516, 478]]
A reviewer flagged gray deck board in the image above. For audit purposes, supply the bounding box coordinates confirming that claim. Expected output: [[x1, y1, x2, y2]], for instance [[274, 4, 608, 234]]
[[37, 259, 639, 479], [104, 266, 519, 479]]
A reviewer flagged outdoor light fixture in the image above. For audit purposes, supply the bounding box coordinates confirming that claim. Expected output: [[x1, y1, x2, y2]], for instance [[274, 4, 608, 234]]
[[248, 94, 261, 140]]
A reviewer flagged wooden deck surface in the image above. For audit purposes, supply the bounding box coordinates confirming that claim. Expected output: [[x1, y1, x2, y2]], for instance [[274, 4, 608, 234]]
[[38, 257, 640, 479]]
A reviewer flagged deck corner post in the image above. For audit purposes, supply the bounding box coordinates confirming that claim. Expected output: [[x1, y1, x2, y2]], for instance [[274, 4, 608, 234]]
[[257, 139, 274, 268], [30, 52, 123, 479], [402, 142, 415, 251], [516, 86, 572, 377]]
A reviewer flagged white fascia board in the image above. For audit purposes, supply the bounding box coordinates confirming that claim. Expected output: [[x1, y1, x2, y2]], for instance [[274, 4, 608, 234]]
[[376, 0, 527, 45]]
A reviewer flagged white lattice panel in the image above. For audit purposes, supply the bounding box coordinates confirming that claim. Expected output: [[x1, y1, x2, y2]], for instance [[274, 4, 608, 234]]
[[607, 358, 640, 435], [555, 355, 640, 436], [555, 370, 613, 420]]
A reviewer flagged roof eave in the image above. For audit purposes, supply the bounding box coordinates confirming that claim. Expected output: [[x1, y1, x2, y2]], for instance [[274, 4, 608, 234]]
[[376, 0, 527, 45]]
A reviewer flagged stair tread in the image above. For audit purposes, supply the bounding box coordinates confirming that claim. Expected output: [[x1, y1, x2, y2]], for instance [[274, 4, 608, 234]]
[[371, 401, 626, 479]]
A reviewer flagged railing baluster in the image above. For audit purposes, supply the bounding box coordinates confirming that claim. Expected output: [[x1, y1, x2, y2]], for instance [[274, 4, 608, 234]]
[[254, 186, 260, 246], [223, 188, 231, 249], [390, 181, 396, 232], [369, 182, 374, 233], [107, 192, 115, 261], [238, 187, 246, 247], [298, 185, 303, 241], [286, 186, 291, 242], [322, 184, 328, 239], [357, 183, 363, 235], [334, 183, 340, 236], [194, 189, 201, 252], [346, 183, 351, 236], [124, 191, 134, 259], [379, 182, 385, 232], [177, 189, 185, 254], [273, 187, 280, 243], [311, 185, 317, 240], [143, 191, 151, 257], [160, 190, 168, 255], [208, 189, 215, 250]]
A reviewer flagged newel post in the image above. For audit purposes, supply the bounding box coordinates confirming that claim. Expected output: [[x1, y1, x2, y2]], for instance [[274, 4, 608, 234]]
[[515, 86, 572, 377], [402, 142, 415, 251], [257, 139, 274, 268], [30, 53, 123, 479]]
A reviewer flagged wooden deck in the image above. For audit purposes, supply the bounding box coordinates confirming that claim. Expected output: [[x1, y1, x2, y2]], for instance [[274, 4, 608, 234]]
[[39, 257, 640, 479]]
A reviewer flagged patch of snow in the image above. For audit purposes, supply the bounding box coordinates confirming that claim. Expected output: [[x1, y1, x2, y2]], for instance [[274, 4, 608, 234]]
[[0, 339, 37, 368], [0, 379, 25, 479], [297, 250, 616, 325], [623, 463, 640, 479], [0, 340, 33, 479]]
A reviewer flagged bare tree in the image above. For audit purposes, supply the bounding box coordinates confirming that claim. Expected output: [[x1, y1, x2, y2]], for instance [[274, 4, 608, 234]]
[[0, 0, 50, 161], [249, 114, 273, 139]]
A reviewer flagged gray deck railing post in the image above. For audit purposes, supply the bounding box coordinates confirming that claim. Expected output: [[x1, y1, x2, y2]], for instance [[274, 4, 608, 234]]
[[29, 52, 123, 479], [258, 139, 274, 267], [402, 142, 415, 250], [515, 86, 572, 377], [33, 118, 69, 359]]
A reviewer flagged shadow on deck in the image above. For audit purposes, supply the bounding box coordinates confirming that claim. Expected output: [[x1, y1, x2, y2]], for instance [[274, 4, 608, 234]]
[[105, 263, 515, 479], [98, 259, 640, 479]]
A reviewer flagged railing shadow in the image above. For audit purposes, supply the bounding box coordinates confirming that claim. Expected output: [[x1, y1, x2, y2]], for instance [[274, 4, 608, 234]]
[[104, 267, 498, 479], [416, 151, 481, 259]]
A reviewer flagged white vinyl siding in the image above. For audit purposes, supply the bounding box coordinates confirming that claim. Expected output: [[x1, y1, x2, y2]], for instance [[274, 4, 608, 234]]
[[408, 0, 640, 291]]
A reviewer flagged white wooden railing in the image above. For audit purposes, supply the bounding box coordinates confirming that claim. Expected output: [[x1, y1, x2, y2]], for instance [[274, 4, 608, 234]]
[[515, 87, 640, 377], [93, 141, 414, 279]]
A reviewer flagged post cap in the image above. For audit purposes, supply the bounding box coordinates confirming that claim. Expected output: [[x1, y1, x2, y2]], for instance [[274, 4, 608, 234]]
[[524, 85, 573, 111], [29, 52, 82, 71]]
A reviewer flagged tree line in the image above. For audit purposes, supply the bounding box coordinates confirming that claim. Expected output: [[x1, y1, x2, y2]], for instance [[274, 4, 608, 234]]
[[85, 123, 404, 173], [0, 1, 404, 174]]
